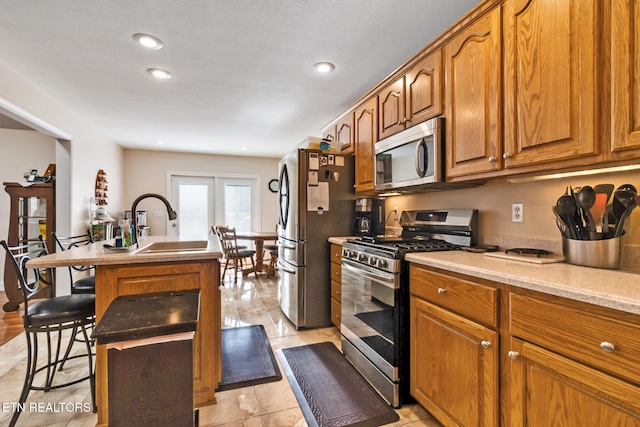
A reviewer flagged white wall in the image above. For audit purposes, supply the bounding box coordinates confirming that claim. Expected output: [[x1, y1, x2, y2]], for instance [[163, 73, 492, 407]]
[[123, 149, 280, 235], [0, 129, 56, 284], [0, 61, 124, 293], [386, 169, 640, 268]]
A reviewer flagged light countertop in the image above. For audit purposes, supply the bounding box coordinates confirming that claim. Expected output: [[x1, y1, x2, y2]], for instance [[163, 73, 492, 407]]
[[328, 236, 356, 245], [405, 251, 640, 315], [27, 235, 223, 268]]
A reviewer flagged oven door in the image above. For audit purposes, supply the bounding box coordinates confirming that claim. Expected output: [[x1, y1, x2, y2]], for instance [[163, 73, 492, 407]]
[[341, 257, 400, 381]]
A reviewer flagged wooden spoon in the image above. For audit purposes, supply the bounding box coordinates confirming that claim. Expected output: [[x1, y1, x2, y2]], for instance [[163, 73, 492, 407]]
[[589, 193, 607, 233]]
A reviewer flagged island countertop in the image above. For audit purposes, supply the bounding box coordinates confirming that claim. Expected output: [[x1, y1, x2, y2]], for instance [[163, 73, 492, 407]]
[[405, 251, 640, 315], [26, 234, 223, 268]]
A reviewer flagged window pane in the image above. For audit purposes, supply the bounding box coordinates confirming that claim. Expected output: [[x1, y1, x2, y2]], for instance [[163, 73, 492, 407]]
[[224, 184, 251, 232], [179, 183, 209, 238]]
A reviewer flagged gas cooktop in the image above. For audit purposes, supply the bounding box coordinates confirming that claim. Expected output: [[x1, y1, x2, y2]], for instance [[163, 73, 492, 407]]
[[348, 235, 461, 253]]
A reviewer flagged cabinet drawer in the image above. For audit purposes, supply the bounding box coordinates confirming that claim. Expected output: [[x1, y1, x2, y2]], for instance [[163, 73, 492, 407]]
[[331, 279, 342, 302], [510, 293, 640, 384], [410, 265, 498, 327], [331, 297, 341, 327], [330, 244, 342, 264], [330, 260, 342, 282]]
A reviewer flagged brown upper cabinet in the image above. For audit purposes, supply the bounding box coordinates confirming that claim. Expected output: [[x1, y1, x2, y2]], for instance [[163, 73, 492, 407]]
[[444, 6, 502, 179], [322, 113, 355, 155], [354, 97, 377, 193], [378, 50, 443, 141], [502, 0, 599, 169], [610, 0, 640, 159], [336, 113, 355, 155]]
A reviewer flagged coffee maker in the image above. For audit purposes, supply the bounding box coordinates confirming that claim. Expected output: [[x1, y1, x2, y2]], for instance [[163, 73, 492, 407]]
[[352, 198, 385, 237]]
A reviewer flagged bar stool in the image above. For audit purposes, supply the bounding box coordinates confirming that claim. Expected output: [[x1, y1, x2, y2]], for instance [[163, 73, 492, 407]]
[[0, 238, 96, 427], [52, 231, 95, 294]]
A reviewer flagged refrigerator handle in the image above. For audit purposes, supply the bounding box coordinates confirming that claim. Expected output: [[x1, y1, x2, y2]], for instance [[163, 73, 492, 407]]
[[277, 259, 296, 275]]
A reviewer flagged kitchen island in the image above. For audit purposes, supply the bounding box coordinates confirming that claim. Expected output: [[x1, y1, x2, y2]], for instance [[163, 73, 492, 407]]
[[26, 235, 223, 427]]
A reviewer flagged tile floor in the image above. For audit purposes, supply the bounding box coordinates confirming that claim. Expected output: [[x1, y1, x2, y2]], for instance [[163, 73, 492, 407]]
[[0, 272, 441, 426]]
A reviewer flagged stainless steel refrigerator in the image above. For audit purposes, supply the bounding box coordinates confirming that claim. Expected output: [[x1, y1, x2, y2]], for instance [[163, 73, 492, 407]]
[[277, 148, 355, 328]]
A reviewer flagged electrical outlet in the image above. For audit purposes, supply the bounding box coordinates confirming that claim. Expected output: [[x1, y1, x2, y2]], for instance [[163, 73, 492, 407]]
[[512, 203, 524, 222], [393, 207, 399, 222]]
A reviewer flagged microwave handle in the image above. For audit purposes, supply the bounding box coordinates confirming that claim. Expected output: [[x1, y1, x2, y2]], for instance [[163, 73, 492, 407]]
[[415, 138, 428, 178]]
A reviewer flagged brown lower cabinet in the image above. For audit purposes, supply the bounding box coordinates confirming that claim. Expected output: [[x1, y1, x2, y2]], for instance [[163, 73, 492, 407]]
[[329, 243, 342, 328], [409, 264, 640, 427]]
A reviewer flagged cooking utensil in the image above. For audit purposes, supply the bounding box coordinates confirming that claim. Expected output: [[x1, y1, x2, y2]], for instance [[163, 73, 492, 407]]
[[590, 193, 607, 234], [577, 186, 596, 233], [552, 206, 569, 237], [617, 183, 637, 193], [556, 194, 580, 239], [593, 183, 615, 204], [612, 188, 637, 236]]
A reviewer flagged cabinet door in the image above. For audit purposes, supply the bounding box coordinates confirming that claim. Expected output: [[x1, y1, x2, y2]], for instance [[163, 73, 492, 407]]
[[611, 0, 640, 158], [503, 0, 598, 167], [444, 7, 502, 179], [378, 77, 405, 140], [507, 338, 640, 426], [336, 113, 354, 155], [410, 296, 499, 427], [354, 98, 377, 193], [405, 49, 443, 127]]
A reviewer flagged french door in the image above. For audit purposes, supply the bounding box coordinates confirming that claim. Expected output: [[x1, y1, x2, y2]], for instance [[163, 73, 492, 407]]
[[170, 174, 259, 238], [170, 175, 215, 239]]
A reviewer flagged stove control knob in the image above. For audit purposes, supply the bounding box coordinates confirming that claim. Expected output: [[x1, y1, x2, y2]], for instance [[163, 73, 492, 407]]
[[368, 257, 377, 266], [358, 253, 367, 262], [376, 259, 387, 268], [342, 249, 349, 257]]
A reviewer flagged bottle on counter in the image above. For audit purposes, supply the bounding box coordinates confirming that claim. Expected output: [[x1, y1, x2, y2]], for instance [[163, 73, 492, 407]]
[[121, 219, 133, 247]]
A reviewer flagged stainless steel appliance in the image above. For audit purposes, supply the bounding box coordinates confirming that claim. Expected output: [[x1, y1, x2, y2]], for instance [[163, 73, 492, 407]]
[[375, 117, 444, 192], [352, 198, 385, 237], [277, 148, 355, 328], [341, 209, 478, 407]]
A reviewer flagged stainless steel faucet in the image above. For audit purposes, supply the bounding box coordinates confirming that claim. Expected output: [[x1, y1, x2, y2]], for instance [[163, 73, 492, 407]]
[[130, 193, 177, 244]]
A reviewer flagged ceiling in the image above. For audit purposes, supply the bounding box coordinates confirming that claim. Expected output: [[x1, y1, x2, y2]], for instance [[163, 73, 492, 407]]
[[0, 1, 479, 159]]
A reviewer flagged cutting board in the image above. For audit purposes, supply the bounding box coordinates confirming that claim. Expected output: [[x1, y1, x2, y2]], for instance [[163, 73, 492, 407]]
[[484, 251, 565, 264]]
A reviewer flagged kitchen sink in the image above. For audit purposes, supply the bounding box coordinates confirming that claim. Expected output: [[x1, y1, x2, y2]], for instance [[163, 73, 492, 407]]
[[135, 240, 209, 254]]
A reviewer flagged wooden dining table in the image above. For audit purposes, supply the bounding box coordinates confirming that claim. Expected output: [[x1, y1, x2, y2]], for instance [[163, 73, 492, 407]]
[[234, 231, 278, 275]]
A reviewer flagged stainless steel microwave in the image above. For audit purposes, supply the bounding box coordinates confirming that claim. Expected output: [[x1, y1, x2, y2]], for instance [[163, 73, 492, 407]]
[[374, 116, 444, 192]]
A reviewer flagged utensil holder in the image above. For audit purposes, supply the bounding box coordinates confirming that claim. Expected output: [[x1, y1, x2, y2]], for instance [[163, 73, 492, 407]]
[[562, 236, 622, 269]]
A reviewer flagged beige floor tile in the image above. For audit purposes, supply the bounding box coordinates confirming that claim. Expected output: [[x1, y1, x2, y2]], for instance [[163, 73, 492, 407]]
[[0, 274, 438, 427], [260, 407, 308, 427]]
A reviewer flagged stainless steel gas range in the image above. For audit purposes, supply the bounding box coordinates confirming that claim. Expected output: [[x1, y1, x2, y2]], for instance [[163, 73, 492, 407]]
[[340, 209, 478, 407]]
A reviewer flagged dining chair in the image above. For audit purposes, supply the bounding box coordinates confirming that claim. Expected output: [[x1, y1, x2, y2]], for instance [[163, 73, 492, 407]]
[[52, 231, 95, 294], [263, 225, 278, 277], [214, 225, 256, 283], [0, 238, 96, 427]]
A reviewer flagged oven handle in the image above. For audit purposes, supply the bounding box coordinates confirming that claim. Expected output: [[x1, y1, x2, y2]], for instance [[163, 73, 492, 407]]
[[341, 259, 397, 289]]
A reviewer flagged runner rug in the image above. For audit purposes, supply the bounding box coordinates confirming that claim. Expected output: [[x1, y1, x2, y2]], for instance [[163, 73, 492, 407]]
[[216, 324, 281, 391], [277, 342, 399, 427]]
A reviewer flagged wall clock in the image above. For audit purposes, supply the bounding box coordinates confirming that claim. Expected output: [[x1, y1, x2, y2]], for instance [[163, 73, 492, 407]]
[[268, 179, 279, 193]]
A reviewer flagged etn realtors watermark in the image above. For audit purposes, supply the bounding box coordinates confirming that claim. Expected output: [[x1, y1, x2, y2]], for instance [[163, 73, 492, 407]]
[[2, 401, 92, 413]]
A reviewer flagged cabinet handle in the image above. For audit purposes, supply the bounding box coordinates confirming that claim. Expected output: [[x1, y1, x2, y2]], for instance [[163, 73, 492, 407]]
[[502, 152, 512, 159], [437, 287, 446, 295], [600, 342, 615, 353], [508, 351, 520, 360], [488, 156, 497, 163], [480, 341, 491, 349]]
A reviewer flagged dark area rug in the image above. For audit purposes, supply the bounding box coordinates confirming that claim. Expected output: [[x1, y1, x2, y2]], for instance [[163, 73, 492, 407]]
[[277, 342, 399, 427], [216, 324, 281, 391]]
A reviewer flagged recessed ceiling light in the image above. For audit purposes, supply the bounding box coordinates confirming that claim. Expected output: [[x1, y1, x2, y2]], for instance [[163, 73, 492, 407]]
[[241, 147, 248, 151], [147, 68, 172, 79], [132, 33, 164, 50], [156, 140, 165, 145], [314, 62, 335, 73]]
